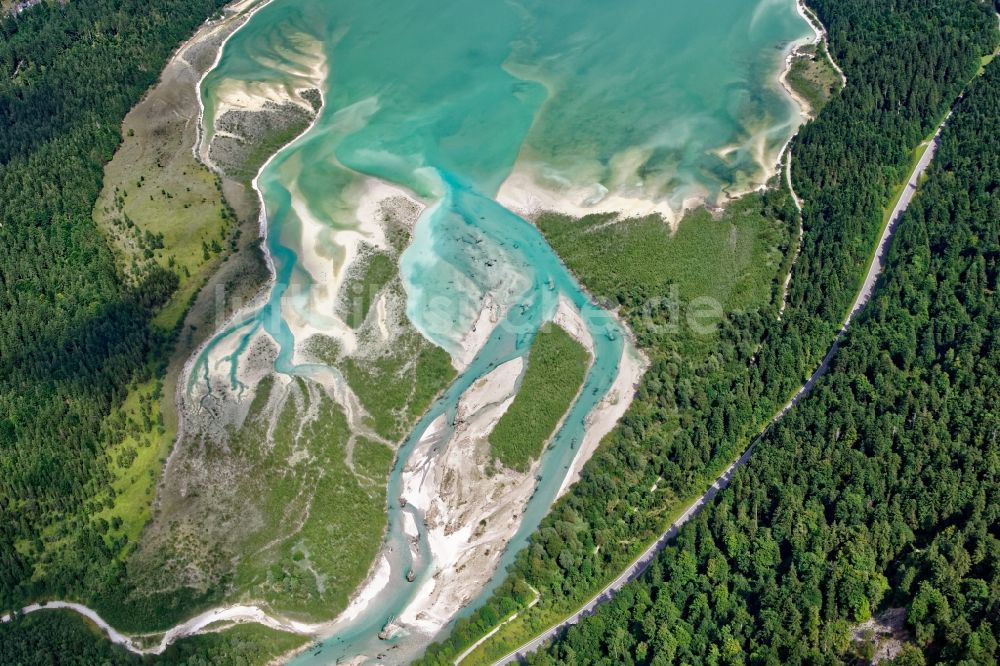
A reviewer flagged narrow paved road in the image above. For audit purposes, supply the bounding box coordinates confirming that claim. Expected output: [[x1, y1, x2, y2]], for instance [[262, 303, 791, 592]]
[[848, 116, 946, 322], [490, 115, 950, 666]]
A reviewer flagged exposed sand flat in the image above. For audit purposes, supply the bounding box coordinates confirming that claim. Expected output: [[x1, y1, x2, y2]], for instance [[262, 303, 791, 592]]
[[552, 295, 594, 356], [252, 29, 329, 83], [461, 358, 525, 419], [403, 509, 420, 541], [281, 183, 365, 354], [397, 357, 532, 634], [498, 149, 789, 228], [207, 33, 326, 123], [398, 413, 449, 523], [452, 295, 503, 370], [159, 604, 322, 649], [355, 179, 426, 231], [281, 178, 426, 358], [373, 292, 391, 341], [211, 78, 315, 115], [338, 556, 392, 623], [496, 165, 685, 228]]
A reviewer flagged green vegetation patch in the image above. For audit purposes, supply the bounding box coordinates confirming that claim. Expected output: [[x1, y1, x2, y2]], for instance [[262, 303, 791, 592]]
[[224, 380, 389, 617], [488, 324, 590, 471], [539, 198, 786, 311], [93, 378, 175, 550], [341, 330, 456, 441], [94, 61, 238, 334], [531, 55, 1000, 666], [230, 121, 309, 186], [538, 194, 792, 357], [122, 375, 392, 624], [785, 42, 841, 114], [158, 622, 308, 665], [210, 103, 314, 186], [342, 251, 397, 328], [353, 436, 396, 482]]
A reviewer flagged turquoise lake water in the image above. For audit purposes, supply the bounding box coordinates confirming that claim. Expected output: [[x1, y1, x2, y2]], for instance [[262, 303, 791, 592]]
[[192, 0, 811, 662]]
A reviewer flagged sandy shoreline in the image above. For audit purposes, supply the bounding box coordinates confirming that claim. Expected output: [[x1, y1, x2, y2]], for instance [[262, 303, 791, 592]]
[[779, 0, 827, 119], [338, 556, 392, 624], [192, 0, 276, 170], [496, 167, 691, 229], [776, 0, 848, 129], [497, 0, 825, 229], [795, 0, 847, 86]]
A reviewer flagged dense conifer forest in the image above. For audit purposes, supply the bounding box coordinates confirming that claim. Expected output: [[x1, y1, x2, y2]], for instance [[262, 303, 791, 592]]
[[0, 0, 227, 617], [532, 55, 1000, 666], [417, 0, 999, 661]]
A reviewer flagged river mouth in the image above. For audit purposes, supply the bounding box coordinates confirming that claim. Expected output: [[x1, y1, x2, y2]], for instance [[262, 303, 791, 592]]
[[180, 0, 812, 662]]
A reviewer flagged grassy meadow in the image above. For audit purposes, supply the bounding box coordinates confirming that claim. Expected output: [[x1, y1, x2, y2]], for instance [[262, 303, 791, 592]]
[[786, 42, 842, 115], [94, 86, 236, 335]]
